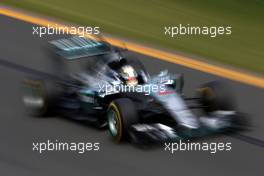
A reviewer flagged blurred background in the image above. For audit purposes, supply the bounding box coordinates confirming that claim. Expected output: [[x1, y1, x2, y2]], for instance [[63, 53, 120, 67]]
[[2, 0, 264, 74]]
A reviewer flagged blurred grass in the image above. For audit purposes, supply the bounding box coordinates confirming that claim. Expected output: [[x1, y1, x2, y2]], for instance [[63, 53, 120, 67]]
[[2, 0, 264, 74]]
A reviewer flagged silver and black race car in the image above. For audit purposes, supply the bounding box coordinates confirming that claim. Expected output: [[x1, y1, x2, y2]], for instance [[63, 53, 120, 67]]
[[21, 36, 247, 145]]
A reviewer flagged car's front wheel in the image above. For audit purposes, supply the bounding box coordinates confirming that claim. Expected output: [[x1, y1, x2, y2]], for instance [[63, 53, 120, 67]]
[[107, 98, 139, 143], [198, 81, 235, 114]]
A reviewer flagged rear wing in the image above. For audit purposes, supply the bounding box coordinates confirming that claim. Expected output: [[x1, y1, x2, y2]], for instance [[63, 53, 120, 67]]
[[49, 36, 112, 59]]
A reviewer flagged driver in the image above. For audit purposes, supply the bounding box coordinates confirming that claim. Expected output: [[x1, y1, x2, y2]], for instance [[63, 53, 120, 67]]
[[120, 65, 138, 86]]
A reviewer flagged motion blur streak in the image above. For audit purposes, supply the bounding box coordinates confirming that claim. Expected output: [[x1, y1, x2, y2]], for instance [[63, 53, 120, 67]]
[[0, 6, 264, 89]]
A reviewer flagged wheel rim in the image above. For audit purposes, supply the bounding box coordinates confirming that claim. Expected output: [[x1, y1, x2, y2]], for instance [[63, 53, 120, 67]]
[[22, 85, 45, 112], [108, 109, 119, 137]]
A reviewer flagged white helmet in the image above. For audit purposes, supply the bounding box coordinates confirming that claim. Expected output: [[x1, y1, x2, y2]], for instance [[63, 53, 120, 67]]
[[120, 65, 138, 86]]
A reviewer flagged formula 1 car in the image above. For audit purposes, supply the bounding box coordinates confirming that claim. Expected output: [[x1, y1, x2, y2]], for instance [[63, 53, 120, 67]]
[[21, 36, 246, 145]]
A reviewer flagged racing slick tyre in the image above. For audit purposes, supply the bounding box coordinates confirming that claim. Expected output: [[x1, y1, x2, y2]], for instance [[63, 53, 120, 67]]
[[107, 98, 139, 143], [21, 78, 62, 117], [198, 81, 235, 114]]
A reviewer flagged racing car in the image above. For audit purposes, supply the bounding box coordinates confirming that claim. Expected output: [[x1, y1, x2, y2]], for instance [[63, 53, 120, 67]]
[[21, 36, 247, 145]]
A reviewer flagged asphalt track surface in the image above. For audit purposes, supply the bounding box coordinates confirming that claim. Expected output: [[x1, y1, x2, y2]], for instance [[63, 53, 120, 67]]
[[0, 15, 263, 176]]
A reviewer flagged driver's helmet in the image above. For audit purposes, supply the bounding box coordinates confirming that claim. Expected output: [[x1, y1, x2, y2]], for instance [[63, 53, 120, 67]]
[[120, 65, 138, 86]]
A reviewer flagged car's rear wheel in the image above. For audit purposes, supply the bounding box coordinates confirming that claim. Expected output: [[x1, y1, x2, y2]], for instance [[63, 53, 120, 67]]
[[22, 78, 61, 117], [107, 98, 139, 143]]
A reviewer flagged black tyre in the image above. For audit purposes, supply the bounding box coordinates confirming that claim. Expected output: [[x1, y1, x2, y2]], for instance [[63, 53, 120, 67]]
[[198, 81, 235, 113], [22, 78, 62, 116], [107, 98, 139, 142]]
